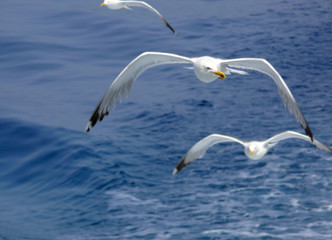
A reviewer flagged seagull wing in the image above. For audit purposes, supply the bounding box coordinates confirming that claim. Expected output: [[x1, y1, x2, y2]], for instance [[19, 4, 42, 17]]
[[173, 134, 245, 175], [85, 52, 192, 132], [124, 1, 177, 35], [265, 131, 332, 153], [220, 58, 313, 141]]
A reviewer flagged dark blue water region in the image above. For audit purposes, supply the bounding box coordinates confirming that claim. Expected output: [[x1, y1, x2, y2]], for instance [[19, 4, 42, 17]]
[[0, 117, 332, 239]]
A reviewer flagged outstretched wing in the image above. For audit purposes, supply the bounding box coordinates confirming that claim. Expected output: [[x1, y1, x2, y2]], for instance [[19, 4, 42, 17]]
[[124, 1, 177, 35], [85, 52, 192, 132], [173, 134, 245, 175], [266, 131, 332, 153], [220, 58, 313, 141]]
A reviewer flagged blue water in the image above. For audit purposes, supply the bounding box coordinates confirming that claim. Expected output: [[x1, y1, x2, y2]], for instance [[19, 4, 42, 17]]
[[1, 0, 332, 239]]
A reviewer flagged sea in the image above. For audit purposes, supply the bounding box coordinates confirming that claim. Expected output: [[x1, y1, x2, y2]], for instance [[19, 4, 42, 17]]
[[1, 0, 332, 239]]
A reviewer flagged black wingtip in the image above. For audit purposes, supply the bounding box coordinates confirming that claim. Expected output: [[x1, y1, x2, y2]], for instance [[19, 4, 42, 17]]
[[304, 125, 314, 142], [85, 101, 105, 132], [164, 21, 177, 35], [327, 146, 332, 153], [90, 111, 100, 128], [173, 153, 189, 175]]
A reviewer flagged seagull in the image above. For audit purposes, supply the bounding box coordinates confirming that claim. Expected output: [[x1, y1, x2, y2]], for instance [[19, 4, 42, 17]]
[[100, 0, 177, 35], [173, 131, 332, 175], [85, 51, 313, 142]]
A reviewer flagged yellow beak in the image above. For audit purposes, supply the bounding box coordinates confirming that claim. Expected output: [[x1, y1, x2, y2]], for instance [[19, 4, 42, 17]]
[[100, 3, 106, 7], [213, 71, 226, 80], [249, 151, 253, 155]]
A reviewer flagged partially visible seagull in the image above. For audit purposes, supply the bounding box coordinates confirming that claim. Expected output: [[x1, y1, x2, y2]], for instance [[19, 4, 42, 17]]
[[85, 51, 313, 142], [173, 131, 332, 175], [100, 0, 177, 35]]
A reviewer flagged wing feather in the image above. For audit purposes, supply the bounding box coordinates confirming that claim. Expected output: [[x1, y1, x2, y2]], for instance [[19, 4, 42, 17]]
[[265, 131, 332, 153], [173, 134, 245, 175], [124, 1, 177, 35], [220, 58, 313, 140], [85, 52, 192, 132]]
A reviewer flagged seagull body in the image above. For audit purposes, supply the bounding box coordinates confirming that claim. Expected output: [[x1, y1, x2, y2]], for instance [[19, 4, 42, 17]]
[[85, 51, 313, 142], [173, 131, 332, 175], [100, 0, 177, 35]]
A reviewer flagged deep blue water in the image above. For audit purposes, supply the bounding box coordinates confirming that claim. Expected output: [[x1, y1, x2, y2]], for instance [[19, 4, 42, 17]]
[[1, 0, 332, 239]]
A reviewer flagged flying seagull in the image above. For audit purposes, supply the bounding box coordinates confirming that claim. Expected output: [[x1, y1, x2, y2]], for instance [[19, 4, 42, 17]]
[[85, 51, 313, 142], [100, 0, 177, 35], [173, 131, 332, 175]]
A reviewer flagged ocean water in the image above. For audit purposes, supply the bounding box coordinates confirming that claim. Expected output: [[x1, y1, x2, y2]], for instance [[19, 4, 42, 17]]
[[1, 0, 332, 239]]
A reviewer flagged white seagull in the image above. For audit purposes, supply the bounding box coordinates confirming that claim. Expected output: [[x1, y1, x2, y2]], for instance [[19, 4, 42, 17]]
[[173, 131, 332, 175], [85, 51, 313, 141], [100, 0, 177, 35]]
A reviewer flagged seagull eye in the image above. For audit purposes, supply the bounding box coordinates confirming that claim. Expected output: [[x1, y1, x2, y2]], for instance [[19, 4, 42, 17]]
[[206, 67, 211, 70]]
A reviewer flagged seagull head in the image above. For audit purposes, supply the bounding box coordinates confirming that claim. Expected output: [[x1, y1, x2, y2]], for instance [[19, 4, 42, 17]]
[[244, 142, 267, 160], [193, 57, 226, 83], [100, 1, 106, 7], [100, 0, 111, 7], [206, 67, 226, 80]]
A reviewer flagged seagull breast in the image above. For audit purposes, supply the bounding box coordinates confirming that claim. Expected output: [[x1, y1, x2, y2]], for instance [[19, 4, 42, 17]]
[[244, 142, 268, 160], [193, 57, 222, 83]]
